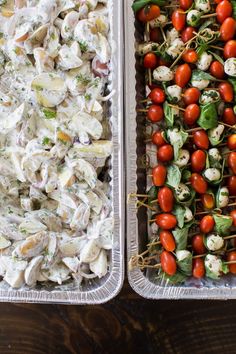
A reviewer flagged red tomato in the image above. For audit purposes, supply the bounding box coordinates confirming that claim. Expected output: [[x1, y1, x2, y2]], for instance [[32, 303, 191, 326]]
[[193, 130, 209, 150], [228, 151, 236, 174], [183, 87, 200, 105], [227, 134, 236, 150], [149, 88, 166, 104], [191, 150, 206, 172], [223, 107, 236, 125], [230, 210, 236, 226], [160, 231, 176, 252], [160, 251, 177, 276], [158, 57, 169, 67], [200, 215, 215, 233], [219, 82, 234, 102], [172, 9, 186, 31], [175, 63, 192, 88], [192, 258, 205, 279], [215, 0, 223, 3], [228, 176, 236, 195], [143, 53, 158, 69], [152, 131, 166, 146], [184, 104, 200, 125], [137, 4, 160, 22], [152, 165, 167, 187], [192, 234, 206, 255], [155, 213, 177, 230], [181, 26, 195, 43], [150, 28, 161, 42], [180, 0, 193, 10], [158, 187, 174, 212], [226, 251, 236, 274], [191, 173, 208, 194], [147, 105, 164, 122], [157, 144, 174, 162], [220, 17, 236, 41], [216, 0, 232, 24], [182, 49, 198, 63], [209, 61, 225, 79], [201, 193, 215, 210], [224, 40, 236, 58]]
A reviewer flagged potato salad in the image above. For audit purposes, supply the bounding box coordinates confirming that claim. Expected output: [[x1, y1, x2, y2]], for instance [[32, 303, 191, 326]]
[[0, 0, 113, 288]]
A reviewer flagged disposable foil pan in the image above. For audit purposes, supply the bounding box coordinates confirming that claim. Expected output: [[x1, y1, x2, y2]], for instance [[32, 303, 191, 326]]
[[0, 0, 124, 305], [125, 0, 236, 299]]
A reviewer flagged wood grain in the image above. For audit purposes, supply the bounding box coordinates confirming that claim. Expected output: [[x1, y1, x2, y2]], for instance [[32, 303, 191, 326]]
[[0, 282, 236, 354]]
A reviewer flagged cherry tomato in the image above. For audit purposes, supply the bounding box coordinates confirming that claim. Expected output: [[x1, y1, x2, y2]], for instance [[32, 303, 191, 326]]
[[182, 49, 198, 63], [155, 213, 177, 230], [191, 173, 208, 194], [224, 40, 236, 58], [157, 144, 174, 162], [180, 0, 193, 10], [143, 53, 158, 69], [191, 150, 206, 172], [215, 0, 223, 3], [158, 186, 174, 212], [175, 63, 192, 88], [230, 210, 236, 226], [172, 9, 186, 31], [160, 251, 177, 276], [150, 28, 162, 42], [227, 134, 236, 150], [147, 105, 164, 122], [149, 87, 166, 104], [209, 61, 225, 79], [228, 151, 236, 174], [192, 234, 206, 255], [158, 57, 169, 67], [192, 258, 205, 279], [152, 165, 167, 186], [200, 215, 215, 233], [181, 26, 195, 43], [219, 82, 234, 102], [184, 104, 200, 125], [228, 176, 236, 195], [137, 4, 160, 22], [160, 231, 176, 252], [223, 107, 236, 125], [152, 131, 166, 146], [216, 0, 232, 24], [201, 193, 215, 210], [183, 87, 200, 105], [193, 130, 209, 150], [220, 17, 236, 41], [227, 251, 236, 274]]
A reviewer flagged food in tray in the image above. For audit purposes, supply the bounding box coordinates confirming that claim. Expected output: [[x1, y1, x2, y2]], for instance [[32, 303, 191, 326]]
[[130, 0, 236, 283], [0, 0, 113, 288]]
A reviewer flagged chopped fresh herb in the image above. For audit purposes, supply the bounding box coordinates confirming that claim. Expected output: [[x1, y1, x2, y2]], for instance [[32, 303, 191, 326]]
[[84, 93, 92, 101], [76, 74, 91, 86], [42, 137, 51, 145], [79, 41, 88, 53], [42, 109, 57, 119]]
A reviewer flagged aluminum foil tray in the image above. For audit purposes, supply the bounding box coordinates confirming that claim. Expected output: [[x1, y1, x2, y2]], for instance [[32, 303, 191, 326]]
[[0, 0, 124, 305], [125, 0, 236, 300]]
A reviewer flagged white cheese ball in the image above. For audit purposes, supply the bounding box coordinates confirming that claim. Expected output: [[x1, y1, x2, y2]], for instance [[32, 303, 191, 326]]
[[153, 66, 174, 82], [204, 168, 221, 181], [200, 90, 220, 105], [176, 250, 191, 262], [224, 58, 236, 77], [167, 128, 180, 144], [166, 38, 185, 59], [206, 234, 224, 251], [197, 52, 213, 71], [176, 183, 191, 201], [195, 0, 211, 13], [205, 254, 222, 277], [208, 148, 222, 161], [174, 149, 190, 167], [218, 187, 229, 208], [191, 79, 210, 90], [166, 28, 179, 43], [184, 207, 193, 223], [166, 84, 182, 103], [208, 124, 225, 141], [150, 15, 168, 28], [187, 10, 201, 26]]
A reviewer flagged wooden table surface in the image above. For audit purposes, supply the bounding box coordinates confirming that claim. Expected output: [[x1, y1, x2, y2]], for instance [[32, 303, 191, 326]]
[[0, 281, 236, 354]]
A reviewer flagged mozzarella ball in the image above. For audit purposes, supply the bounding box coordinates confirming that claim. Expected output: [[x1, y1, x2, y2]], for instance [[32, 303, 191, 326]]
[[153, 66, 174, 81], [195, 0, 211, 13], [224, 58, 236, 77], [166, 28, 179, 43], [150, 15, 168, 28], [205, 254, 222, 277], [204, 168, 221, 182], [206, 234, 224, 251], [176, 183, 191, 201], [184, 207, 193, 223], [187, 10, 201, 26], [208, 148, 222, 162], [208, 124, 225, 141], [174, 149, 190, 167], [176, 250, 191, 262], [197, 52, 213, 71], [166, 38, 185, 59], [166, 84, 182, 103], [217, 187, 229, 208], [191, 79, 210, 90], [200, 90, 220, 105]]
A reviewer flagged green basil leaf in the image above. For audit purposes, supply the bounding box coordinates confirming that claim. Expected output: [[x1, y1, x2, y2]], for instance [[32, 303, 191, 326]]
[[228, 78, 236, 101], [232, 0, 236, 19], [148, 186, 158, 205], [173, 205, 186, 229], [196, 43, 209, 57], [197, 103, 218, 130], [162, 271, 187, 284], [177, 254, 193, 276], [167, 128, 188, 160], [208, 51, 224, 65], [208, 153, 222, 169], [198, 19, 215, 32], [222, 262, 229, 275], [132, 0, 151, 13], [173, 227, 189, 250], [166, 165, 181, 189], [205, 263, 221, 280], [175, 187, 196, 207], [182, 169, 191, 182], [163, 102, 175, 127], [213, 214, 233, 235], [191, 69, 218, 82]]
